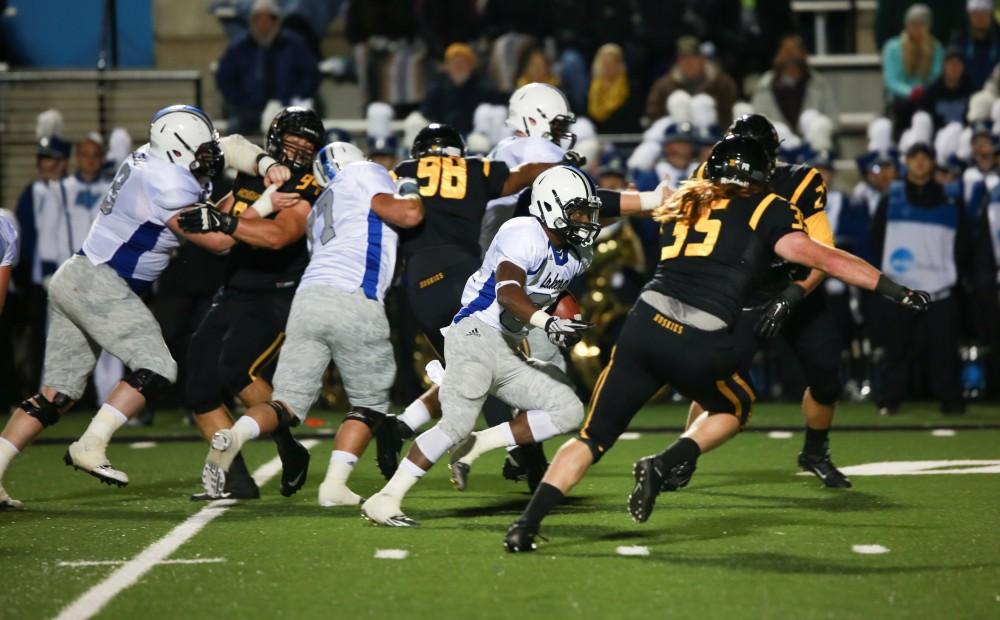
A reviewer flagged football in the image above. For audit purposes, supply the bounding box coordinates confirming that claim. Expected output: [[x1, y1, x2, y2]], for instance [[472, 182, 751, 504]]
[[551, 291, 582, 320]]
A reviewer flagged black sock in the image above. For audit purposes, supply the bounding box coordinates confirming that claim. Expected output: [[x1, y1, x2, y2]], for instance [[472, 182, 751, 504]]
[[519, 482, 564, 526], [803, 426, 830, 456], [654, 437, 701, 472]]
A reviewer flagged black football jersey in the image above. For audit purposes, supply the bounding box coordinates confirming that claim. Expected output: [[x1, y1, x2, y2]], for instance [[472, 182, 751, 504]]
[[645, 191, 806, 327], [224, 169, 323, 292], [394, 156, 510, 271]]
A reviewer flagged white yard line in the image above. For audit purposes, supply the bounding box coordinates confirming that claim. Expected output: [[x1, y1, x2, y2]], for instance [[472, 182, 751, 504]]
[[54, 439, 318, 620], [58, 558, 226, 568]]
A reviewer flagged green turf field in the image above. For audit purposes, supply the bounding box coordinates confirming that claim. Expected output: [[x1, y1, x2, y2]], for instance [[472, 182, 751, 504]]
[[2, 402, 999, 619]]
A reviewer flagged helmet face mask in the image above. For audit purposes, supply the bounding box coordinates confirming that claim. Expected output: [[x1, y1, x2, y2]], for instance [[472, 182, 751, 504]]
[[267, 107, 325, 173], [546, 115, 577, 149], [190, 139, 225, 181], [555, 197, 601, 246]]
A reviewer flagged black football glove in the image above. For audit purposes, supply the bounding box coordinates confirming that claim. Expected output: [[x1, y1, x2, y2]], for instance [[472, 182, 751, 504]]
[[543, 315, 591, 348], [560, 150, 587, 168], [178, 203, 237, 235], [755, 284, 806, 339], [875, 275, 930, 312]]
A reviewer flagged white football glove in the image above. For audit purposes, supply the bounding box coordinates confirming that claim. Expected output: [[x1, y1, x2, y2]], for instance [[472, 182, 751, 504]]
[[541, 314, 591, 348], [395, 176, 420, 198]]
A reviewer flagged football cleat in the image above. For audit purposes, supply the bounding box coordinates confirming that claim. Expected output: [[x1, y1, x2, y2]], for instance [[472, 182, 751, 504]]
[[317, 482, 363, 507], [373, 417, 408, 480], [0, 486, 23, 511], [502, 449, 528, 483], [190, 465, 259, 501], [200, 429, 239, 498], [504, 520, 542, 553], [273, 428, 310, 497], [448, 434, 476, 491], [64, 439, 129, 487], [628, 456, 665, 523], [360, 493, 419, 527], [661, 459, 696, 492], [798, 451, 852, 488], [520, 444, 549, 492]]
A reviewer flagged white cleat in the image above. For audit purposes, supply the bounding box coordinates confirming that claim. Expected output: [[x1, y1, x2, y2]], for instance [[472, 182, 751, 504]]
[[64, 438, 129, 487], [0, 485, 23, 510], [317, 482, 363, 507], [360, 493, 419, 527], [200, 430, 238, 498]]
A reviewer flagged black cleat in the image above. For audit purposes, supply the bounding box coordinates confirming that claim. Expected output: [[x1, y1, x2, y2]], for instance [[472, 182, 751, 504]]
[[374, 418, 409, 480], [628, 456, 664, 523], [661, 459, 696, 492], [798, 451, 852, 488], [273, 428, 310, 497], [503, 448, 528, 483], [504, 520, 542, 553]]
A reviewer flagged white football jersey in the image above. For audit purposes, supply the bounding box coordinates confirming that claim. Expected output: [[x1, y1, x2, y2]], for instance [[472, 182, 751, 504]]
[[299, 161, 398, 301], [0, 210, 18, 267], [454, 216, 592, 337], [481, 135, 566, 249], [81, 145, 208, 292]]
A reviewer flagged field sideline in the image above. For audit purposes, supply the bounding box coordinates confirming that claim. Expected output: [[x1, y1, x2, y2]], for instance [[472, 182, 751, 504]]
[[2, 402, 999, 619]]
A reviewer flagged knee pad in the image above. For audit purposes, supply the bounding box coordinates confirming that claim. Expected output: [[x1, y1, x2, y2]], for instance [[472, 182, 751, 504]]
[[123, 368, 172, 403], [344, 407, 387, 431], [806, 375, 843, 406], [21, 392, 73, 428], [266, 401, 300, 430]]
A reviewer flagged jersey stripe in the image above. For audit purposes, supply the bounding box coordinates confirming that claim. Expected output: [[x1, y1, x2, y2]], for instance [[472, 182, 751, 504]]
[[360, 210, 383, 300], [748, 194, 780, 230], [789, 168, 818, 206], [452, 271, 496, 324], [107, 221, 164, 283]]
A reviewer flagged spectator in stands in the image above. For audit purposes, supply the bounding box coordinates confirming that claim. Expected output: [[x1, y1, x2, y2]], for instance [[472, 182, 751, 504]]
[[516, 46, 558, 89], [950, 0, 1000, 90], [871, 142, 968, 415], [587, 44, 642, 134], [216, 0, 319, 134], [882, 4, 944, 128], [921, 48, 976, 127], [750, 35, 839, 132], [876, 0, 966, 51], [646, 37, 739, 129], [597, 150, 629, 190], [421, 43, 499, 135]]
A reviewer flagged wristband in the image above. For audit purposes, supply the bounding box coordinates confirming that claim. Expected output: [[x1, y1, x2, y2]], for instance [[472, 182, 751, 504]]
[[495, 280, 521, 291], [639, 190, 661, 211], [250, 185, 277, 218], [257, 154, 279, 176], [874, 274, 906, 300], [529, 310, 553, 330]]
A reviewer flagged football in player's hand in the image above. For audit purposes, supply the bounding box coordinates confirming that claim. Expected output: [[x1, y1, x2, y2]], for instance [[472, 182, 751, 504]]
[[551, 292, 582, 320]]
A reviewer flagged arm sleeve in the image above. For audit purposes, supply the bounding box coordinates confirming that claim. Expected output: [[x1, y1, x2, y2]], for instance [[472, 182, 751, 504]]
[[480, 158, 511, 199], [596, 189, 622, 217], [494, 220, 547, 274], [751, 195, 807, 249]]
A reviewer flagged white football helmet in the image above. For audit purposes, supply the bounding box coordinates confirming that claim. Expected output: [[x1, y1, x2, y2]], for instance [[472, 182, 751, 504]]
[[529, 165, 601, 247], [507, 83, 577, 148], [313, 141, 365, 187], [149, 105, 223, 179]]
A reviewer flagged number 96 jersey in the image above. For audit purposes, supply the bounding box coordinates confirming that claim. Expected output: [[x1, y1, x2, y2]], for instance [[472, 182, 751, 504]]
[[452, 216, 592, 337], [299, 161, 399, 302]]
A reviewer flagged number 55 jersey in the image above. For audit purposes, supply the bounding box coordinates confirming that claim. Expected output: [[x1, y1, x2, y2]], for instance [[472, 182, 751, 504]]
[[299, 161, 399, 300]]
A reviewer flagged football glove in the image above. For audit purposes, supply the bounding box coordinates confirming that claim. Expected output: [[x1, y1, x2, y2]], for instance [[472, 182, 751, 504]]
[[755, 284, 806, 339], [395, 176, 420, 198], [543, 315, 591, 348], [561, 150, 587, 168], [178, 203, 237, 235], [898, 288, 930, 311], [875, 275, 930, 312]]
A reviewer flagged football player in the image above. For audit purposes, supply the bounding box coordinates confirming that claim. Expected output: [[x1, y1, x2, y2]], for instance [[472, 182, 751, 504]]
[[178, 107, 325, 500], [360, 166, 601, 527], [197, 145, 425, 506], [504, 137, 929, 551], [679, 114, 852, 489], [0, 105, 287, 509]]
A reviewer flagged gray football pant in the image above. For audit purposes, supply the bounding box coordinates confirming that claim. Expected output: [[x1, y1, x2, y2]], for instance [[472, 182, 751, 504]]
[[271, 285, 394, 419], [43, 255, 177, 400], [437, 316, 583, 445], [524, 326, 567, 373]]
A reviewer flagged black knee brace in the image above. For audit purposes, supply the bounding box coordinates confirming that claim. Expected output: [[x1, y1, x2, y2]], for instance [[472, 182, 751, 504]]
[[266, 401, 300, 430], [21, 392, 73, 427], [345, 407, 388, 431], [123, 368, 171, 402]]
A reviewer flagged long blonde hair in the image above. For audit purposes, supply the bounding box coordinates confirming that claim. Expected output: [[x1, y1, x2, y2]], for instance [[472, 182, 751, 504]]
[[653, 179, 754, 226], [901, 31, 935, 82]]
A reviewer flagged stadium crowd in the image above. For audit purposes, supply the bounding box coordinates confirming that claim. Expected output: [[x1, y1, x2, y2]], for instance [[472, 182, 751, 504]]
[[2, 0, 1000, 426]]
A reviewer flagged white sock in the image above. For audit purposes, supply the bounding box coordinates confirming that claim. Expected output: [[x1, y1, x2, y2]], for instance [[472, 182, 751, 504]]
[[398, 399, 431, 432], [382, 458, 425, 500], [0, 437, 19, 481], [231, 416, 261, 449], [324, 450, 358, 486], [459, 423, 516, 466], [80, 404, 128, 446], [526, 410, 562, 442]]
